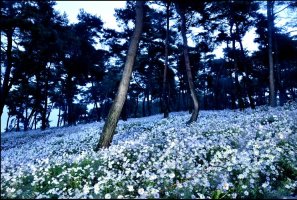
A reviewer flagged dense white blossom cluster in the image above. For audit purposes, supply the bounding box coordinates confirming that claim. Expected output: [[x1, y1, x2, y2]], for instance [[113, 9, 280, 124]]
[[1, 102, 297, 199]]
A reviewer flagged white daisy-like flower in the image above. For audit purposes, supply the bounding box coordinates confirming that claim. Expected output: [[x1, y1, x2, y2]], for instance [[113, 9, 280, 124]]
[[127, 185, 134, 192], [242, 185, 247, 189], [222, 182, 229, 190], [262, 182, 269, 188], [94, 183, 100, 194], [83, 185, 90, 195], [238, 174, 245, 179], [104, 193, 111, 199], [138, 188, 145, 195], [149, 174, 157, 181], [169, 173, 175, 179]]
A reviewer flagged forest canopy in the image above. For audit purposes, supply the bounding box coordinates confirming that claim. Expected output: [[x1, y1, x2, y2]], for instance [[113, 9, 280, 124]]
[[1, 0, 296, 132]]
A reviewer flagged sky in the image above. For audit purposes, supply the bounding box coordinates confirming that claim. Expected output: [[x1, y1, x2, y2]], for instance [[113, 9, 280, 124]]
[[1, 1, 260, 133], [54, 1, 126, 30]]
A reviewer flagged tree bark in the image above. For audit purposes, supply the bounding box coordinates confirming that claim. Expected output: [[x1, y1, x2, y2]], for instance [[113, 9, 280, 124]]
[[142, 94, 146, 117], [41, 67, 49, 130], [175, 3, 199, 124], [267, 1, 277, 107], [147, 92, 151, 116], [134, 95, 138, 117], [162, 1, 170, 118], [95, 1, 145, 150], [57, 107, 61, 127]]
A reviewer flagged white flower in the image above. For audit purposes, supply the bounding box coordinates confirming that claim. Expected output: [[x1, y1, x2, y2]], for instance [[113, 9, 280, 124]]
[[222, 182, 229, 190], [169, 173, 175, 179], [197, 193, 205, 199], [127, 185, 134, 192], [177, 182, 183, 188], [104, 193, 111, 199], [149, 174, 157, 181], [138, 188, 145, 195], [94, 183, 100, 194], [83, 185, 90, 195], [6, 187, 16, 193], [242, 185, 247, 189], [278, 133, 284, 139], [232, 193, 237, 198], [117, 195, 124, 199], [262, 182, 269, 188], [244, 191, 249, 196], [238, 174, 245, 179]]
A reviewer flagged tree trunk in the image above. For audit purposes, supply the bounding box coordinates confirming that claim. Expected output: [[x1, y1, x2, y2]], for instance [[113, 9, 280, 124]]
[[134, 95, 139, 117], [142, 94, 146, 117], [162, 1, 170, 118], [147, 92, 151, 116], [41, 68, 49, 130], [57, 107, 61, 127], [267, 1, 277, 107], [176, 3, 199, 124], [16, 116, 20, 132], [92, 81, 101, 121], [95, 1, 145, 150]]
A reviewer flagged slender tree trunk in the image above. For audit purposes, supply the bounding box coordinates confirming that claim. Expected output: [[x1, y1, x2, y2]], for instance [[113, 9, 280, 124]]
[[230, 22, 245, 110], [267, 1, 277, 107], [147, 93, 151, 116], [95, 1, 144, 150], [16, 116, 20, 132], [41, 68, 49, 130], [30, 112, 37, 130], [91, 81, 101, 121], [134, 95, 139, 117], [57, 107, 61, 127], [66, 76, 75, 126], [162, 2, 170, 118], [176, 3, 199, 124], [142, 94, 146, 117]]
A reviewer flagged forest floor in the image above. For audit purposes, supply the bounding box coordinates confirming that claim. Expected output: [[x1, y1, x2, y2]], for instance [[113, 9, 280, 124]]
[[1, 102, 297, 199]]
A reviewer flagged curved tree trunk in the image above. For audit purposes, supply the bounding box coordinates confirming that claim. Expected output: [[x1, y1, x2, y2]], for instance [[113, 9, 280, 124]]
[[175, 3, 199, 124], [95, 1, 145, 150]]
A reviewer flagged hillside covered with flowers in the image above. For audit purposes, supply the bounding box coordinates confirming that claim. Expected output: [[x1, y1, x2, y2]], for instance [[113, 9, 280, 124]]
[[1, 102, 297, 199]]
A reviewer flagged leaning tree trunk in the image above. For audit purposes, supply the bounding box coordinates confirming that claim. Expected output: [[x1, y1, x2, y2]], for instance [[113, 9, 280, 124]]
[[95, 1, 144, 150], [267, 1, 277, 107], [175, 3, 199, 124]]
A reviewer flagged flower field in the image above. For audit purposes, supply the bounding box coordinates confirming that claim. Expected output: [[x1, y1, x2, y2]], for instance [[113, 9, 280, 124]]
[[1, 102, 297, 199]]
